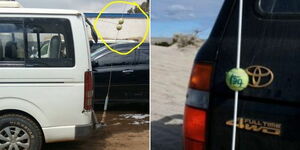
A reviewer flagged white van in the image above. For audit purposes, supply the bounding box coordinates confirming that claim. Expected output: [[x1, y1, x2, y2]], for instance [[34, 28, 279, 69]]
[[0, 6, 99, 150]]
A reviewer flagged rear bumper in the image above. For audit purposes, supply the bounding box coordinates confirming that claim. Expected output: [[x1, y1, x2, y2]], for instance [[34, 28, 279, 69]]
[[75, 123, 94, 139], [75, 110, 101, 140], [43, 111, 101, 143]]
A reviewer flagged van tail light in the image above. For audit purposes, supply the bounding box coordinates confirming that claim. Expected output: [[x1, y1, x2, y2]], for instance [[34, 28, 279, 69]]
[[184, 63, 213, 150], [84, 71, 94, 110]]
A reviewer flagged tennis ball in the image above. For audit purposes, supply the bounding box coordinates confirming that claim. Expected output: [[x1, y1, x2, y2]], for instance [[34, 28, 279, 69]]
[[226, 68, 249, 91], [119, 18, 124, 25], [116, 25, 122, 31]]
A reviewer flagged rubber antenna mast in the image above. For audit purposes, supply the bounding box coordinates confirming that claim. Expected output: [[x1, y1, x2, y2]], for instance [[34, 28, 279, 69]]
[[231, 0, 243, 150], [100, 3, 129, 125]]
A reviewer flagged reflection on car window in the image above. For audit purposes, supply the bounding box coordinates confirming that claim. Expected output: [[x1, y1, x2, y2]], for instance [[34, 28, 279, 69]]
[[27, 33, 66, 59], [25, 18, 74, 67], [259, 0, 300, 14], [92, 43, 149, 67], [136, 48, 149, 64], [96, 50, 135, 67], [0, 23, 25, 62]]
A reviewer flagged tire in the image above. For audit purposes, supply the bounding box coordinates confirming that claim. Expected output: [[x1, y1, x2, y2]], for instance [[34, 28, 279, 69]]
[[0, 114, 43, 150]]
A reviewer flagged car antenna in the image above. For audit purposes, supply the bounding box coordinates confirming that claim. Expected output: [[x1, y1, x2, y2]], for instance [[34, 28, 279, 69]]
[[100, 64, 113, 126], [99, 6, 126, 126], [231, 0, 244, 150]]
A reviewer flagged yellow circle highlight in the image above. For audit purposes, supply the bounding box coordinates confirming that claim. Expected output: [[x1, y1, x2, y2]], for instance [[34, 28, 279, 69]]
[[93, 1, 150, 55]]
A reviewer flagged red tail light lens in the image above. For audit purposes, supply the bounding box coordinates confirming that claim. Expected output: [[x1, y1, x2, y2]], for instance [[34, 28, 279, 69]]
[[183, 105, 207, 150], [184, 138, 205, 150], [189, 63, 213, 91], [84, 71, 94, 110]]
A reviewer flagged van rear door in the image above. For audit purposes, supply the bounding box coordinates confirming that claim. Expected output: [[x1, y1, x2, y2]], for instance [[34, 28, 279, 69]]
[[210, 0, 300, 149]]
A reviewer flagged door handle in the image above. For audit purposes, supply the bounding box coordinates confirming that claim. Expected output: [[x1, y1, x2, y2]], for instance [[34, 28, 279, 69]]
[[122, 69, 134, 73]]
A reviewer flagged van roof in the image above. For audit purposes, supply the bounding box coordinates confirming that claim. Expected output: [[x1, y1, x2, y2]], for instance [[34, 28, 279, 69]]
[[0, 8, 81, 15], [0, 1, 23, 8]]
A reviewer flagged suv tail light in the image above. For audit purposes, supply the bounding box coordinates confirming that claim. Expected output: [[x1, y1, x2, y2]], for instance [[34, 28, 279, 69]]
[[184, 63, 213, 150], [184, 106, 207, 150], [84, 71, 94, 110], [189, 63, 213, 91]]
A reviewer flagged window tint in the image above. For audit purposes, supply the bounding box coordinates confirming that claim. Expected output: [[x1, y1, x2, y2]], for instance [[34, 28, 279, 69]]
[[0, 23, 25, 62], [24, 18, 74, 67], [96, 50, 135, 67], [136, 48, 149, 64], [259, 0, 300, 14], [0, 18, 74, 67]]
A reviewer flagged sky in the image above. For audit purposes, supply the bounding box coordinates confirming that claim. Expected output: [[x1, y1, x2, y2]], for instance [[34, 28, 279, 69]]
[[17, 0, 224, 39], [17, 0, 146, 13], [152, 0, 224, 39]]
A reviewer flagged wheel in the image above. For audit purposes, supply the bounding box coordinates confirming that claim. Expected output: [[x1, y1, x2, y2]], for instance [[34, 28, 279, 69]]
[[0, 114, 43, 150]]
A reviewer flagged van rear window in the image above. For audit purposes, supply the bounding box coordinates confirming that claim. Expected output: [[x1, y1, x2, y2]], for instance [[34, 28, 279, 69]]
[[0, 18, 74, 67], [259, 0, 300, 14]]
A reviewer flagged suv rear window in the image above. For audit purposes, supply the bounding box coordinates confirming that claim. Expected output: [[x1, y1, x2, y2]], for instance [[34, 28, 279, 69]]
[[259, 0, 300, 14], [0, 18, 74, 67], [136, 48, 149, 64], [95, 50, 136, 67]]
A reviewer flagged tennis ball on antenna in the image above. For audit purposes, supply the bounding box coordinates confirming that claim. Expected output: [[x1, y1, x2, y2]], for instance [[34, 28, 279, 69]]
[[118, 18, 124, 25], [225, 68, 249, 91], [116, 25, 122, 31]]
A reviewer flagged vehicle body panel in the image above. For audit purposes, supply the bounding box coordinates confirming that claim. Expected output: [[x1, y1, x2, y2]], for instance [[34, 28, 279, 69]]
[[92, 43, 149, 104]]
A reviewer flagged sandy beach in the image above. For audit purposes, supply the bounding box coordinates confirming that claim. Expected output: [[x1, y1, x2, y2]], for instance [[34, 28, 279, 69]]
[[151, 43, 203, 149]]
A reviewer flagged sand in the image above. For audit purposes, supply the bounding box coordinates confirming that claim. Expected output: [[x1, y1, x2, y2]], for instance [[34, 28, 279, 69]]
[[151, 43, 203, 150]]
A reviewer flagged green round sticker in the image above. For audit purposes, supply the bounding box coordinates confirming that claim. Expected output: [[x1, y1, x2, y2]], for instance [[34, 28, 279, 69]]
[[226, 68, 249, 91]]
